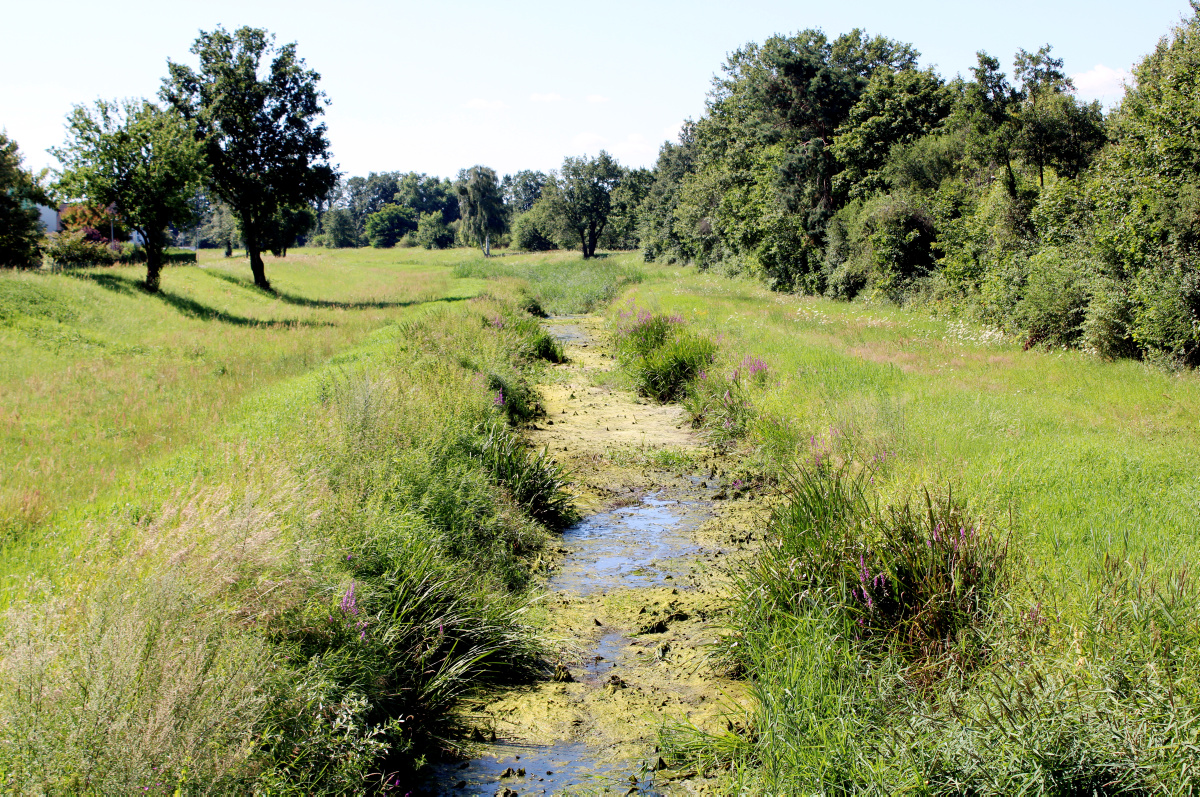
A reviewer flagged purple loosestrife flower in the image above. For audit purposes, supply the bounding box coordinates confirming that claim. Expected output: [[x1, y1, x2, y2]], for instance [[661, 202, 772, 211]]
[[341, 581, 358, 616], [494, 389, 505, 407]]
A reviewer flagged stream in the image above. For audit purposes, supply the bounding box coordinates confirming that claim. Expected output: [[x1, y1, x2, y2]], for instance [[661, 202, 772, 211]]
[[420, 318, 737, 796]]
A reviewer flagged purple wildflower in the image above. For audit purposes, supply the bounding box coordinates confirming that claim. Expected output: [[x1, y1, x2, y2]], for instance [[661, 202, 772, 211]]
[[341, 581, 358, 616]]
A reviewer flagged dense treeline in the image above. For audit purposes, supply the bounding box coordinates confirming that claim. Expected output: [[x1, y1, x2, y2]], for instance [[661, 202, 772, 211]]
[[637, 10, 1200, 366]]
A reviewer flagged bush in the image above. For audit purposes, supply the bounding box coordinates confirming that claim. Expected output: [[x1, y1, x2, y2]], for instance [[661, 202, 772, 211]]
[[613, 306, 716, 402], [1081, 277, 1138, 359], [1130, 262, 1200, 366], [364, 204, 416, 248], [45, 230, 119, 268], [511, 209, 557, 251], [1013, 247, 1094, 347], [415, 210, 455, 250]]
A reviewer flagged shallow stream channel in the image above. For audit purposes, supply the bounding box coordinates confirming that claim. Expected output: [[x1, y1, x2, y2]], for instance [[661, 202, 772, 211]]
[[420, 317, 759, 796]]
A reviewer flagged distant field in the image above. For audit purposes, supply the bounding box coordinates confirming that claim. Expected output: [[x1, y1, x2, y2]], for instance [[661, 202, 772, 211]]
[[0, 248, 491, 532]]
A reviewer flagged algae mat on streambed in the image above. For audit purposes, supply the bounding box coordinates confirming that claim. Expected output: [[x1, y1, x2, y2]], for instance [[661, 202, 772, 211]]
[[422, 317, 762, 796]]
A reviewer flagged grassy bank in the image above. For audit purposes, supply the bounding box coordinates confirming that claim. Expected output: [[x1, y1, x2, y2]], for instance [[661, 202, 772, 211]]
[[0, 248, 595, 790], [617, 266, 1200, 791]]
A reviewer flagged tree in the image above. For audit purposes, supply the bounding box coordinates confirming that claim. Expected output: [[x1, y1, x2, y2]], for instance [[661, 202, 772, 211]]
[[1, 132, 53, 269], [831, 68, 957, 199], [266, 204, 316, 256], [364, 204, 416, 247], [501, 170, 547, 213], [320, 208, 357, 247], [53, 100, 204, 291], [342, 172, 401, 233], [393, 173, 459, 221], [414, 210, 454, 249], [455, 166, 505, 255], [198, 195, 239, 255], [548, 152, 622, 258], [162, 26, 338, 289], [1010, 45, 1091, 187]]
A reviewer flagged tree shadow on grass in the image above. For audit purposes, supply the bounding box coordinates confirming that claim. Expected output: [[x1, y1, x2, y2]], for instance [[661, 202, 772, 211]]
[[199, 269, 471, 310], [73, 271, 332, 328]]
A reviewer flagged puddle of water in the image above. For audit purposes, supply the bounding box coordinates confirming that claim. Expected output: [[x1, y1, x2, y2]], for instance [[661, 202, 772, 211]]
[[548, 497, 710, 596], [427, 494, 710, 794], [545, 322, 589, 346], [424, 740, 663, 795], [581, 631, 626, 682]]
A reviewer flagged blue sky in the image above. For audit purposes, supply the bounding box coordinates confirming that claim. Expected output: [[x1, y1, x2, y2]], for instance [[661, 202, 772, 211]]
[[2, 0, 1193, 180]]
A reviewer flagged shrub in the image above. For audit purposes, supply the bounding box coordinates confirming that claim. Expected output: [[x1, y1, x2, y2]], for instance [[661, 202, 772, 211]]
[[45, 230, 118, 268], [1081, 276, 1138, 359], [364, 204, 416, 248], [511, 209, 557, 251], [743, 467, 1007, 670], [1013, 247, 1093, 348], [613, 305, 717, 402], [415, 210, 454, 250]]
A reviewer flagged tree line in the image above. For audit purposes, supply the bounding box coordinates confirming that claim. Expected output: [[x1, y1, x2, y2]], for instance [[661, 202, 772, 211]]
[[4, 9, 1200, 364], [634, 11, 1200, 365]]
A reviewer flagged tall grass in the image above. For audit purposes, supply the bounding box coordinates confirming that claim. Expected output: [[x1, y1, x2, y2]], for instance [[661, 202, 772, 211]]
[[629, 266, 1200, 792], [612, 304, 717, 401], [0, 256, 578, 789]]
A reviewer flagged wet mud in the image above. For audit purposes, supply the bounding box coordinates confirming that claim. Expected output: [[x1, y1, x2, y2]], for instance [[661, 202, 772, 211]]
[[423, 316, 763, 796]]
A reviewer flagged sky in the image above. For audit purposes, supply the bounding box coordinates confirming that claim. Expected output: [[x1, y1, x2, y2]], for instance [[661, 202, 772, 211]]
[[2, 0, 1194, 180]]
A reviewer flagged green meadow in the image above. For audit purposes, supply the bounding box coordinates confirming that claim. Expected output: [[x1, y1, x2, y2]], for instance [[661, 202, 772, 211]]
[[611, 265, 1200, 791], [2, 248, 1198, 792]]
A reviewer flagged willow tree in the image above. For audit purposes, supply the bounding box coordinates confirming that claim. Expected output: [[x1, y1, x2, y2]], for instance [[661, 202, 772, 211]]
[[162, 26, 337, 289], [455, 166, 505, 256]]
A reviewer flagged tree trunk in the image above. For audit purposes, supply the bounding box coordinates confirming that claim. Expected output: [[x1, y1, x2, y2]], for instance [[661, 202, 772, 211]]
[[250, 249, 270, 289], [484, 232, 490, 257], [140, 227, 164, 293], [224, 239, 232, 258], [145, 259, 162, 293]]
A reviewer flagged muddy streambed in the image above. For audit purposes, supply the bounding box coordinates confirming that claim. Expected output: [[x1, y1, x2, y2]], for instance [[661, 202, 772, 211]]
[[422, 317, 756, 796]]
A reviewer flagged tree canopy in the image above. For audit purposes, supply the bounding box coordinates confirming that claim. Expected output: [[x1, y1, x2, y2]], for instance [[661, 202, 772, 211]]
[[0, 132, 52, 270], [53, 100, 204, 291], [455, 166, 505, 256], [547, 152, 622, 258], [162, 26, 337, 289]]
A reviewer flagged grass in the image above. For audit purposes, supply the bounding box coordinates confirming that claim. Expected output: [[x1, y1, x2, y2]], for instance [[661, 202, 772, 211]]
[[0, 247, 588, 790], [620, 265, 1200, 791], [451, 250, 644, 314], [0, 247, 477, 545]]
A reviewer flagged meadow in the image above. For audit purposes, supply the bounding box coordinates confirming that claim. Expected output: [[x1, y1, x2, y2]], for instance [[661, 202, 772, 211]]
[[611, 266, 1200, 791], [2, 246, 1198, 792], [0, 247, 606, 790]]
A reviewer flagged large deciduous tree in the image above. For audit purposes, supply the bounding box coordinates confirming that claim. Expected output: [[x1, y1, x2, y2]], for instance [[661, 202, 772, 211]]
[[0, 132, 52, 269], [455, 166, 505, 256], [162, 26, 337, 289], [53, 100, 204, 291], [548, 152, 622, 258]]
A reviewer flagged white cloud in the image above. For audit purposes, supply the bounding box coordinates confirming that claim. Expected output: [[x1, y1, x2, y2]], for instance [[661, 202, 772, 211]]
[[1072, 64, 1131, 106], [463, 98, 507, 110], [586, 94, 610, 104], [529, 92, 563, 103]]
